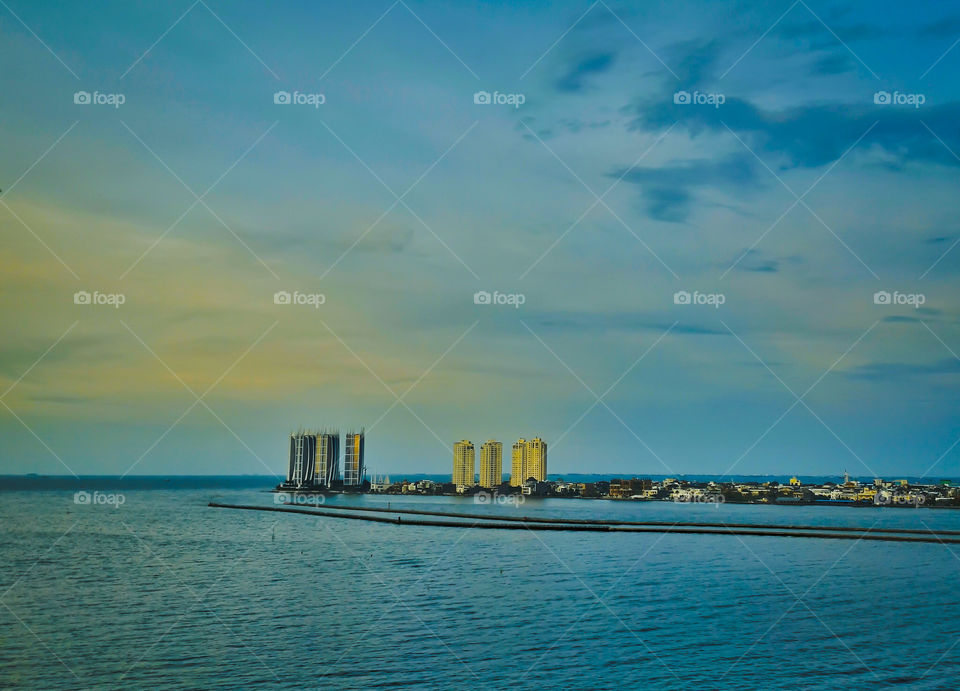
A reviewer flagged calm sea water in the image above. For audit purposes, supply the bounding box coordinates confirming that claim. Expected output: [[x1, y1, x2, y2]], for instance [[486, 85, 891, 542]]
[[2, 478, 960, 689]]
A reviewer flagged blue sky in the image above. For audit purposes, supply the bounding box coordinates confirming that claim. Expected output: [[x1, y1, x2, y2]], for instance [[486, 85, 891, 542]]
[[2, 0, 959, 479]]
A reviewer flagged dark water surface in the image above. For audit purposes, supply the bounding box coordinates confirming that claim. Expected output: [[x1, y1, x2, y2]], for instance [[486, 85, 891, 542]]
[[2, 480, 959, 689]]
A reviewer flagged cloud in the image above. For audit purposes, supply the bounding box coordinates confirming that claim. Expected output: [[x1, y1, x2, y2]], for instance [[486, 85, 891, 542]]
[[555, 51, 617, 92], [917, 15, 960, 38], [644, 188, 691, 223], [733, 249, 778, 273], [610, 153, 757, 222], [667, 38, 724, 84], [631, 97, 960, 170], [527, 310, 725, 336], [724, 250, 803, 273], [558, 117, 612, 133], [773, 20, 887, 47], [812, 52, 854, 75], [846, 358, 960, 381]]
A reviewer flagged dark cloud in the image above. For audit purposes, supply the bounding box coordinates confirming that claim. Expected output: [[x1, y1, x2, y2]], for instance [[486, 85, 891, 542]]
[[812, 52, 854, 75], [356, 226, 414, 255], [774, 20, 887, 47], [917, 16, 960, 39], [0, 335, 115, 378], [558, 118, 612, 134], [644, 188, 691, 223], [614, 153, 756, 187], [846, 358, 960, 380], [527, 311, 725, 336], [630, 97, 960, 170], [726, 250, 803, 273], [667, 39, 724, 84], [555, 51, 617, 92], [735, 249, 778, 273], [27, 394, 92, 405], [609, 153, 757, 222]]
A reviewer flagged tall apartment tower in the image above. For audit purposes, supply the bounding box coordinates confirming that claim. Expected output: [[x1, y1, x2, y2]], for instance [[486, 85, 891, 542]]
[[452, 440, 475, 489], [343, 430, 365, 486], [510, 439, 526, 486], [510, 437, 548, 485], [479, 440, 502, 489], [526, 437, 547, 482], [287, 431, 317, 487], [314, 431, 341, 487]]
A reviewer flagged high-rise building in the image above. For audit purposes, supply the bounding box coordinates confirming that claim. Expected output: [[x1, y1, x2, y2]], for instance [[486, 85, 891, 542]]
[[526, 437, 547, 482], [343, 430, 365, 486], [511, 437, 547, 485], [287, 431, 317, 487], [314, 431, 340, 487], [479, 440, 502, 489], [510, 439, 526, 486], [453, 440, 475, 489]]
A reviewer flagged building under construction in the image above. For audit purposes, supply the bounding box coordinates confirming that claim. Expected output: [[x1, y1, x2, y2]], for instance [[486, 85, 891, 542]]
[[343, 429, 365, 487], [283, 429, 364, 490], [287, 430, 318, 488]]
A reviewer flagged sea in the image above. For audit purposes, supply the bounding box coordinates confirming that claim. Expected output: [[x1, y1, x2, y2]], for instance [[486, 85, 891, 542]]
[[2, 476, 959, 689]]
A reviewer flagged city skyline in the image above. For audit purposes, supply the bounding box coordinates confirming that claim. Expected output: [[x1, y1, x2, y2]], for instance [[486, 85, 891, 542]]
[[2, 1, 960, 479]]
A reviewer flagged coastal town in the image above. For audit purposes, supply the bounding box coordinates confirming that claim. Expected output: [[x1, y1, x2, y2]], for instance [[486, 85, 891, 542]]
[[369, 473, 960, 507], [279, 431, 960, 508]]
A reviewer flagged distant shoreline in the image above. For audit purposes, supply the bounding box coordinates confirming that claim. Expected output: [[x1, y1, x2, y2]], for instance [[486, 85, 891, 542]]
[[272, 487, 960, 509], [6, 473, 960, 482]]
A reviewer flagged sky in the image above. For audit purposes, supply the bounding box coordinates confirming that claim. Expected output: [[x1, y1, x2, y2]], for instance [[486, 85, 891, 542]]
[[1, 0, 959, 479]]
